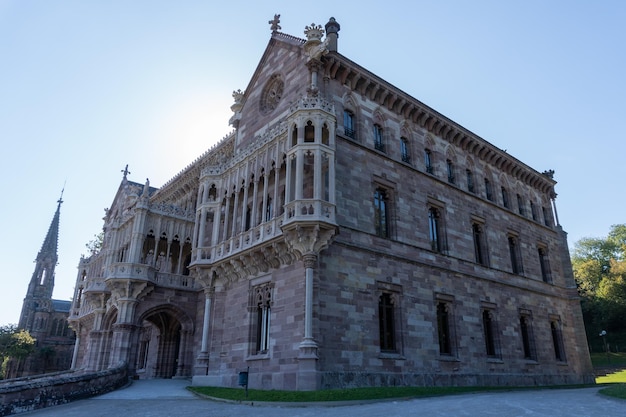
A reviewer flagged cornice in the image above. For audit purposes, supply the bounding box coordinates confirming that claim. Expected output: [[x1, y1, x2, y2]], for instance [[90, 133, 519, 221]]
[[323, 53, 556, 195]]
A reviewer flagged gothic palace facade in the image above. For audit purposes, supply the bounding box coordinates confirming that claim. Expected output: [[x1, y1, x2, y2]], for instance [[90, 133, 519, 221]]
[[68, 17, 594, 390]]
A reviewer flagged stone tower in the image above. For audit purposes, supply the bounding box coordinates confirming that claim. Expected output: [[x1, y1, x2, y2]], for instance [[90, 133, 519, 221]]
[[18, 195, 62, 337], [11, 193, 74, 378]]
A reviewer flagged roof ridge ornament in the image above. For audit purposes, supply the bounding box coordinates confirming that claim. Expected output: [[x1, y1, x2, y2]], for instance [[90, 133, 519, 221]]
[[269, 14, 281, 32], [303, 23, 329, 62]]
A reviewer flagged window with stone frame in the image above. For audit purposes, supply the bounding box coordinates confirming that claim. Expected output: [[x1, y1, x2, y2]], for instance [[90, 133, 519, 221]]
[[466, 169, 475, 193], [538, 245, 552, 283], [484, 178, 493, 201], [424, 149, 433, 174], [472, 219, 489, 267], [550, 317, 566, 362], [435, 295, 456, 357], [517, 193, 525, 216], [374, 186, 393, 239], [519, 311, 537, 360], [501, 186, 510, 209], [508, 234, 524, 275], [378, 292, 397, 352], [542, 206, 551, 227], [343, 109, 356, 139], [428, 202, 446, 253], [250, 282, 273, 354], [373, 123, 385, 152], [481, 306, 501, 359], [530, 201, 538, 221], [400, 137, 411, 163], [446, 159, 455, 184]]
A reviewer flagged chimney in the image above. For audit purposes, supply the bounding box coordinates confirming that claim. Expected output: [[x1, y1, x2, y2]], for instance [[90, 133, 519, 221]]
[[325, 17, 340, 52]]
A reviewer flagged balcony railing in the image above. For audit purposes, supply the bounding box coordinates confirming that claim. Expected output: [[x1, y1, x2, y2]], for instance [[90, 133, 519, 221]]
[[193, 200, 336, 265]]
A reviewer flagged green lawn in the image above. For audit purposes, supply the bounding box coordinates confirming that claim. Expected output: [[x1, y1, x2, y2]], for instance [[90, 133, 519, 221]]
[[596, 368, 626, 400], [189, 385, 500, 403], [590, 351, 626, 368], [187, 353, 626, 404]]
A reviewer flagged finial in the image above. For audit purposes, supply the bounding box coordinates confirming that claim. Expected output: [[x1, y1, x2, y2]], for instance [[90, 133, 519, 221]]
[[304, 23, 324, 42], [58, 183, 65, 205], [269, 14, 281, 32], [121, 164, 131, 179]]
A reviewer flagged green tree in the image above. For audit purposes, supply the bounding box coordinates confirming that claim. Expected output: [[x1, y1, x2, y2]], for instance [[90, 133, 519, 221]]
[[572, 224, 626, 351], [84, 231, 104, 255], [0, 324, 36, 378]]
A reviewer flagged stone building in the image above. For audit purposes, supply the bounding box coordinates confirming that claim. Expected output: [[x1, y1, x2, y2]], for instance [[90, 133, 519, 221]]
[[10, 196, 75, 378], [68, 17, 594, 390]]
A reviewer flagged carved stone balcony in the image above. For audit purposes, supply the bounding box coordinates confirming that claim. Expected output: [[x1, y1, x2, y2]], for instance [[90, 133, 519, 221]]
[[105, 262, 198, 291]]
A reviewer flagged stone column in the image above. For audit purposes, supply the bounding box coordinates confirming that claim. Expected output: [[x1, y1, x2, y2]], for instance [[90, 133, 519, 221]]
[[195, 288, 213, 375], [70, 324, 80, 370], [300, 254, 317, 351]]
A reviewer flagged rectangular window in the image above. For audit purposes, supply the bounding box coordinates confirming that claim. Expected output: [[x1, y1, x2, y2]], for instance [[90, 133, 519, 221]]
[[378, 293, 396, 352], [551, 319, 566, 362], [530, 201, 538, 221], [484, 178, 493, 201], [517, 194, 525, 216], [374, 124, 385, 152], [482, 309, 500, 358], [501, 187, 509, 208], [252, 283, 272, 353], [343, 110, 356, 139], [446, 159, 455, 184], [374, 188, 389, 238], [508, 235, 523, 274], [424, 149, 433, 174], [436, 301, 454, 356], [466, 170, 475, 193], [472, 222, 488, 266], [400, 137, 411, 163], [538, 247, 552, 283], [542, 206, 551, 227], [428, 206, 444, 252], [519, 314, 536, 360]]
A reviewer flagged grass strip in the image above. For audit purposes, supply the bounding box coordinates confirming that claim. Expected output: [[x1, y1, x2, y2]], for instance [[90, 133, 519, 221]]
[[189, 385, 496, 402], [599, 384, 626, 400], [189, 385, 589, 403]]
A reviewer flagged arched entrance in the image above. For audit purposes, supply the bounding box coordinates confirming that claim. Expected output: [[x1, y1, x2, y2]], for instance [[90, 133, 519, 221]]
[[134, 306, 193, 379]]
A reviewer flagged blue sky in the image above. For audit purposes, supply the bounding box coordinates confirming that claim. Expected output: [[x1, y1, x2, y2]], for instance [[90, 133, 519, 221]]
[[1, 1, 624, 325]]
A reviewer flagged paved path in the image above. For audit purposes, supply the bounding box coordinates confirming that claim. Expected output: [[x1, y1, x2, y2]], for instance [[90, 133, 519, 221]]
[[21, 379, 625, 417]]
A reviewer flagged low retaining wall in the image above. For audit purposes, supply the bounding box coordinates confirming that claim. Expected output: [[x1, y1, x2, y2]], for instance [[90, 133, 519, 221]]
[[0, 365, 128, 416]]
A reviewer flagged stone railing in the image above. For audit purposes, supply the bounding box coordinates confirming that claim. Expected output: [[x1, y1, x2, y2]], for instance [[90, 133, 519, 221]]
[[194, 217, 284, 264], [106, 263, 197, 291], [0, 364, 128, 416], [284, 199, 336, 224]]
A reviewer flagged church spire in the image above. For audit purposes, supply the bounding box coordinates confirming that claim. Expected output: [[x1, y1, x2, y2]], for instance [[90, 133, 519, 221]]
[[19, 190, 64, 330], [38, 189, 63, 263]]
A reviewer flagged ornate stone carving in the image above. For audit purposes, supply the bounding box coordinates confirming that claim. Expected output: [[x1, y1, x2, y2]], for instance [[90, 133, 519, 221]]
[[260, 74, 284, 115], [282, 222, 338, 258]]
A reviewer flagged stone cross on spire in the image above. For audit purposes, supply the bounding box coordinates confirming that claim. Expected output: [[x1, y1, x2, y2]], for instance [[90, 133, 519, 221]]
[[121, 164, 131, 179], [269, 14, 281, 32]]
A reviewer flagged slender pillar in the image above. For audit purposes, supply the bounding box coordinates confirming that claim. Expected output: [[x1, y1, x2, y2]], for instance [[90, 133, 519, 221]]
[[70, 327, 80, 369], [300, 254, 317, 349], [201, 292, 212, 352]]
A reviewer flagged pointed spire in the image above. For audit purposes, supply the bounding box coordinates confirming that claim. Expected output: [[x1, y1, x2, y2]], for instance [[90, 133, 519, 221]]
[[37, 189, 63, 262]]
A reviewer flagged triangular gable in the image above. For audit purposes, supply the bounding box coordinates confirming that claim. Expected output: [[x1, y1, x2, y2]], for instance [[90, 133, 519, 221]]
[[233, 32, 308, 150]]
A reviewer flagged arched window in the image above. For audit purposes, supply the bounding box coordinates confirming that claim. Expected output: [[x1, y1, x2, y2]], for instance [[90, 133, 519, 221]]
[[304, 120, 314, 142]]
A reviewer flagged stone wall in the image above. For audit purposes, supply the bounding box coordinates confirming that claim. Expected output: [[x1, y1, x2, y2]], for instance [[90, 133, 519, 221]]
[[0, 365, 128, 416]]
